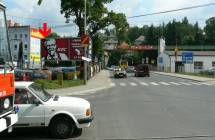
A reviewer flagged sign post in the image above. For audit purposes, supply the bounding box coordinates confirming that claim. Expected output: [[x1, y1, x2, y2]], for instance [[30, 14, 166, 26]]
[[81, 34, 90, 84]]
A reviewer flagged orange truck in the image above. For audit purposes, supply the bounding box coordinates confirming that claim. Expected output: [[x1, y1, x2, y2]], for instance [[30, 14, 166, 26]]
[[0, 2, 18, 133]]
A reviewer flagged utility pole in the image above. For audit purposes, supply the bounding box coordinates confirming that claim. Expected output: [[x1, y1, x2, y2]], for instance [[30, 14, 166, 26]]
[[84, 0, 87, 84]]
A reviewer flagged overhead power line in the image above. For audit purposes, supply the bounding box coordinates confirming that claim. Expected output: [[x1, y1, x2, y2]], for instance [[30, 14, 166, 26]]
[[128, 2, 215, 19]]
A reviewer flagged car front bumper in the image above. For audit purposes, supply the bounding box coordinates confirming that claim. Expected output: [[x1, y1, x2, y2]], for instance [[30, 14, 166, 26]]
[[77, 114, 94, 124], [77, 114, 94, 128]]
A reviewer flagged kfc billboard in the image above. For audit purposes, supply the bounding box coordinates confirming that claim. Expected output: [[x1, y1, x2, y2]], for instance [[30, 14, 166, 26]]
[[41, 38, 84, 61]]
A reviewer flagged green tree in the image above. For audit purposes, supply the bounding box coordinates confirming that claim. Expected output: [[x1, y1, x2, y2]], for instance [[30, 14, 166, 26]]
[[193, 22, 204, 45], [92, 34, 104, 61], [46, 32, 60, 38], [127, 26, 141, 43], [38, 0, 128, 39], [204, 17, 215, 45]]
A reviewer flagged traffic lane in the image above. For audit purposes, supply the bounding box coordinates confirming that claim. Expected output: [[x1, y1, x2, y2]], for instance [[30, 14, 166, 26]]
[[79, 77, 215, 139], [128, 75, 215, 138], [131, 72, 194, 82]]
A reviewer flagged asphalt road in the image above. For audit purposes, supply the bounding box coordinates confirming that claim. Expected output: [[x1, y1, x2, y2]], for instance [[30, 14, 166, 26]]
[[2, 72, 215, 140]]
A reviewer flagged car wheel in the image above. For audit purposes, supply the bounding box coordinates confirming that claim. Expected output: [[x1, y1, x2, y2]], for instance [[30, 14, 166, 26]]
[[49, 117, 74, 139]]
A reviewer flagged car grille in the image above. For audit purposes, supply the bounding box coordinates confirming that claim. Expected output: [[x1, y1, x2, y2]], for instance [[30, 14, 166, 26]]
[[0, 95, 13, 116]]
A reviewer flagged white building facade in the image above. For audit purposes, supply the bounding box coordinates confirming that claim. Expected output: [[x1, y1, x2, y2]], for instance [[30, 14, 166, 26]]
[[8, 26, 42, 69], [8, 26, 30, 66], [158, 51, 215, 73]]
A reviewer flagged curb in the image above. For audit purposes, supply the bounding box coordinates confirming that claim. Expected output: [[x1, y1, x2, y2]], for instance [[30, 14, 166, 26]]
[[62, 85, 113, 96], [152, 72, 214, 82], [52, 72, 113, 96]]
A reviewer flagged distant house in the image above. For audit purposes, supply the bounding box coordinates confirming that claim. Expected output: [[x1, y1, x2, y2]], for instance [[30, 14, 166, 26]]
[[135, 36, 145, 45], [104, 39, 118, 51]]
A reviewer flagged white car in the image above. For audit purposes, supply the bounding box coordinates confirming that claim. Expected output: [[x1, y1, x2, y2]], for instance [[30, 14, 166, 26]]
[[14, 82, 93, 139], [113, 68, 127, 78]]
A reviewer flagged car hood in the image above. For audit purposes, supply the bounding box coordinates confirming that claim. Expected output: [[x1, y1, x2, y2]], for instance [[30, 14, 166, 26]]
[[46, 96, 90, 108]]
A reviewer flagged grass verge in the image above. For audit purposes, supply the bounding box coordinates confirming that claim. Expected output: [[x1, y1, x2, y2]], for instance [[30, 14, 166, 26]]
[[179, 72, 215, 79], [34, 79, 84, 89]]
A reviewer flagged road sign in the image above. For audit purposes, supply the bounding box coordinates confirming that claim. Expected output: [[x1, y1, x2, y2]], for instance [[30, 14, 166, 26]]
[[81, 34, 89, 46], [182, 52, 193, 64]]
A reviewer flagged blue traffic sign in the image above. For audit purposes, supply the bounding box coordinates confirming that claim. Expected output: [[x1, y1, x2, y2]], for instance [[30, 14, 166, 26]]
[[182, 52, 193, 64]]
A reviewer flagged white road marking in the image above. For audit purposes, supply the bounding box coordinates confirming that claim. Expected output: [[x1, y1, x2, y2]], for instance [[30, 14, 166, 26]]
[[140, 82, 149, 86], [130, 82, 137, 86], [120, 83, 126, 87], [159, 82, 170, 85], [178, 82, 192, 85], [150, 82, 160, 85], [169, 82, 181, 85], [110, 83, 116, 87], [189, 82, 202, 85], [199, 82, 213, 86]]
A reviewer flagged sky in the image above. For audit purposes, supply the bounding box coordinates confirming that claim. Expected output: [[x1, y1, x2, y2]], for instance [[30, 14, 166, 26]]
[[3, 0, 215, 36]]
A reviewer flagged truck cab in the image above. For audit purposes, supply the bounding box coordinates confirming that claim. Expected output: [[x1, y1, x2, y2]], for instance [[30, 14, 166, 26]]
[[0, 2, 18, 133]]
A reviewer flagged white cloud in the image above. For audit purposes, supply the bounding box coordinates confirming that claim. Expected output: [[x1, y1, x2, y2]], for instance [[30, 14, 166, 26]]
[[6, 0, 77, 36], [6, 0, 215, 32]]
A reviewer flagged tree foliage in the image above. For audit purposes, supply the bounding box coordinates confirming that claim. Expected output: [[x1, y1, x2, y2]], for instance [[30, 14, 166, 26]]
[[46, 32, 60, 38], [204, 17, 215, 45], [60, 0, 128, 38], [125, 17, 215, 46], [38, 0, 128, 40]]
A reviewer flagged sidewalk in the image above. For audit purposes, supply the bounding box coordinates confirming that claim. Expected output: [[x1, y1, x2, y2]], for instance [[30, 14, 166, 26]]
[[47, 70, 112, 96], [153, 71, 215, 83]]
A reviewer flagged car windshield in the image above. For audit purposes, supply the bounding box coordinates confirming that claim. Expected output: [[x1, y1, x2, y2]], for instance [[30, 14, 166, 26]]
[[29, 83, 52, 102]]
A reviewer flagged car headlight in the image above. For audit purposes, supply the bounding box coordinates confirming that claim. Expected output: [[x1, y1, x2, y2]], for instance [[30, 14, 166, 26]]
[[4, 98, 10, 109], [86, 108, 91, 116]]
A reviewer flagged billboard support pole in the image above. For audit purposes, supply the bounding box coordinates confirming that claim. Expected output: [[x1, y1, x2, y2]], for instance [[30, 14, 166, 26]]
[[84, 0, 87, 84]]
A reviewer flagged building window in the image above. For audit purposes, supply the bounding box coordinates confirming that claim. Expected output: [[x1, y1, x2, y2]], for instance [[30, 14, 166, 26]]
[[14, 44, 17, 50], [14, 34, 17, 39], [14, 55, 17, 60], [24, 55, 28, 60], [20, 34, 23, 38], [25, 34, 28, 38], [212, 62, 215, 67], [24, 44, 28, 50], [194, 61, 203, 70]]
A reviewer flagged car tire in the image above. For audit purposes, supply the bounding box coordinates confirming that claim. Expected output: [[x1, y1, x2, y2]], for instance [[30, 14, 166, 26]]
[[49, 117, 74, 139]]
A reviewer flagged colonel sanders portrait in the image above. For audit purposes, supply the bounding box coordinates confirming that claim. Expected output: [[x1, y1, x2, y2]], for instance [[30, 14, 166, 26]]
[[44, 39, 58, 60], [44, 39, 69, 61]]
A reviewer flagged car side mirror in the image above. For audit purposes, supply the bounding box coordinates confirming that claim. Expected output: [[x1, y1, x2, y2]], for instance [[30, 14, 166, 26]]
[[33, 99, 41, 106]]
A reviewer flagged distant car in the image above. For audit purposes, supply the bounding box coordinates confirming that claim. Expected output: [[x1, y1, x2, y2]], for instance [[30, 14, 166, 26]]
[[126, 66, 135, 73], [113, 68, 127, 78], [200, 67, 215, 75], [14, 82, 93, 139], [134, 64, 150, 77], [109, 65, 119, 71]]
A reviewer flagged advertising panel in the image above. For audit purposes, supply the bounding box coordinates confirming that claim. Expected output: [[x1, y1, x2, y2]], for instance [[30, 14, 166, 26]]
[[30, 37, 41, 62], [41, 38, 84, 61]]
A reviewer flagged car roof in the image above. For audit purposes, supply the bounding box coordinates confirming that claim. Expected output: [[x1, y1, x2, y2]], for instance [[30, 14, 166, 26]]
[[15, 81, 34, 88]]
